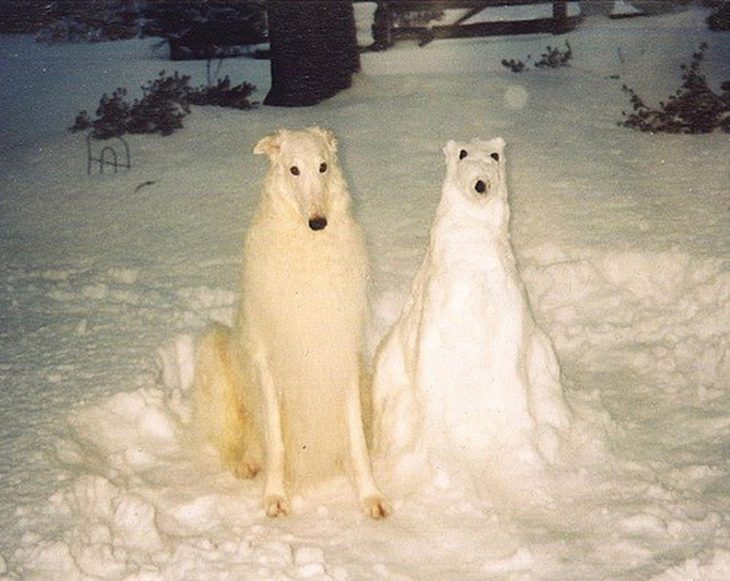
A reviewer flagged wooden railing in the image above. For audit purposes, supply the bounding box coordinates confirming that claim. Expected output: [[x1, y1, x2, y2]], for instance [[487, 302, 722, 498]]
[[360, 0, 581, 50]]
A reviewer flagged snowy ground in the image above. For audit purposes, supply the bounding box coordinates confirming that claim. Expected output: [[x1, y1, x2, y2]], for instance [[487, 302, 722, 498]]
[[1, 5, 729, 580]]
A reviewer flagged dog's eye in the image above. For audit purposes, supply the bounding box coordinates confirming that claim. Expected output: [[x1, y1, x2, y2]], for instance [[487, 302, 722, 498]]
[[475, 180, 487, 194], [490, 152, 500, 162], [319, 162, 328, 173], [290, 166, 300, 176], [459, 149, 468, 160]]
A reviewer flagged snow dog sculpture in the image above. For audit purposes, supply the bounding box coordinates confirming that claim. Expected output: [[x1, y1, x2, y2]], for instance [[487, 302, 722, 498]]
[[372, 137, 572, 485], [193, 127, 390, 518]]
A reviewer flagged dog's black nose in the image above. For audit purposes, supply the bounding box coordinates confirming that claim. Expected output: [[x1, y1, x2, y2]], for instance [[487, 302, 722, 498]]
[[309, 217, 328, 231]]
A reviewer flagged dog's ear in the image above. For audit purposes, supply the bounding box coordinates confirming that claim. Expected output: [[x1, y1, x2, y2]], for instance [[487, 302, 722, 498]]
[[307, 126, 338, 154], [254, 131, 282, 158]]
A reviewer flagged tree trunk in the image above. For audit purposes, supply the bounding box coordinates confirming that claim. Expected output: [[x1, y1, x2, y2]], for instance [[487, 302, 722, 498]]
[[265, 0, 360, 107]]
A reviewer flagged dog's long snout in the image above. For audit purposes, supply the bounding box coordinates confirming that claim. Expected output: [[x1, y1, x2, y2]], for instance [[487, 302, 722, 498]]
[[309, 216, 328, 231]]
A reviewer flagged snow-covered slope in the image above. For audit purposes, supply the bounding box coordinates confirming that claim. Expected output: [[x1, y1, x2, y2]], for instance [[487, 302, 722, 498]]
[[1, 6, 729, 579]]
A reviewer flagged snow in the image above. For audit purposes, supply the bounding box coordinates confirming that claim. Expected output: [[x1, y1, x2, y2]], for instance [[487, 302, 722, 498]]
[[611, 1, 645, 18], [1, 5, 729, 580]]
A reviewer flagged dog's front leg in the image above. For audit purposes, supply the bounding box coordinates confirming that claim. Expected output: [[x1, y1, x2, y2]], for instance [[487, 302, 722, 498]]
[[254, 355, 290, 517], [347, 381, 392, 519]]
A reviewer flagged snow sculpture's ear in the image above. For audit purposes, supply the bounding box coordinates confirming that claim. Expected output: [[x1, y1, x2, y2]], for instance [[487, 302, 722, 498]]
[[307, 126, 338, 154], [489, 137, 506, 164], [254, 130, 283, 158]]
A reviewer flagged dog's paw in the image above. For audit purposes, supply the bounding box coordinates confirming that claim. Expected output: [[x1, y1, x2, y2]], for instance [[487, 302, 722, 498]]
[[361, 495, 392, 520], [264, 494, 291, 518]]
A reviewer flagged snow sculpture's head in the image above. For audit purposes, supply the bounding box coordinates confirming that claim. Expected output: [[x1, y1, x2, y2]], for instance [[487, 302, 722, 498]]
[[441, 137, 508, 231], [254, 127, 349, 231]]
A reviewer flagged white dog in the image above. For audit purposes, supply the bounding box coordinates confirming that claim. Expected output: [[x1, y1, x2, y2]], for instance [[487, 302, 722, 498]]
[[193, 127, 390, 518], [372, 138, 572, 485]]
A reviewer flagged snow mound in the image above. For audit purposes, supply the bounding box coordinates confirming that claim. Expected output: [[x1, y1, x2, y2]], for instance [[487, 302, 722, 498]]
[[7, 242, 729, 580], [156, 333, 196, 394], [521, 245, 730, 393], [11, 350, 332, 579], [652, 550, 730, 581], [611, 1, 646, 19]]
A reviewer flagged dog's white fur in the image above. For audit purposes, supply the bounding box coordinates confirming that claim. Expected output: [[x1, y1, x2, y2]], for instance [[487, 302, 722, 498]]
[[193, 127, 390, 518]]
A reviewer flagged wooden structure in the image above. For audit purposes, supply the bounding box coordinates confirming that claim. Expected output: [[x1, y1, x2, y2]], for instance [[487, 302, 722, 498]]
[[365, 0, 581, 50]]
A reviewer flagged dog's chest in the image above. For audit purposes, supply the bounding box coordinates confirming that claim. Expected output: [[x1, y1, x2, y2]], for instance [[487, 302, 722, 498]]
[[277, 235, 362, 302], [242, 218, 367, 348]]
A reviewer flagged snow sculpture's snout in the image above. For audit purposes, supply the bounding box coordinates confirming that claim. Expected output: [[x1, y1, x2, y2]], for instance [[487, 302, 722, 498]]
[[474, 176, 490, 196], [255, 127, 341, 232], [463, 163, 495, 199]]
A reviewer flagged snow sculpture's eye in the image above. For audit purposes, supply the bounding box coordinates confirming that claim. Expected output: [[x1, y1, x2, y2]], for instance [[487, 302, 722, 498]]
[[459, 149, 468, 160], [319, 162, 328, 173], [490, 152, 499, 162], [475, 180, 487, 194], [290, 166, 300, 176]]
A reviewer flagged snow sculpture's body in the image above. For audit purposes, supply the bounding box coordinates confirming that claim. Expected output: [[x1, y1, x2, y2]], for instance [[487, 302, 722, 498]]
[[372, 138, 572, 483]]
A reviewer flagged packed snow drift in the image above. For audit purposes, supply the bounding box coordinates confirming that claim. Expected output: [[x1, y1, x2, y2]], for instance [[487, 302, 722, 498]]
[[0, 4, 729, 580]]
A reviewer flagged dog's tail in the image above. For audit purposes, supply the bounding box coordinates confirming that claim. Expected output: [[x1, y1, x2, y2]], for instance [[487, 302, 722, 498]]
[[192, 323, 260, 477]]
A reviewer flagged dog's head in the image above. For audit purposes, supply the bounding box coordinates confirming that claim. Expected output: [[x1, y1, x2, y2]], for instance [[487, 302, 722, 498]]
[[440, 137, 508, 230], [255, 127, 347, 231]]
